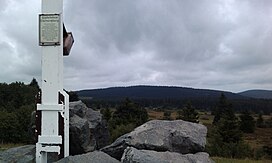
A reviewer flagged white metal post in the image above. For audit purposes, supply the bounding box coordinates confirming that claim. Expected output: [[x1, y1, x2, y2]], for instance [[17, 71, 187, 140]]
[[36, 0, 70, 162]]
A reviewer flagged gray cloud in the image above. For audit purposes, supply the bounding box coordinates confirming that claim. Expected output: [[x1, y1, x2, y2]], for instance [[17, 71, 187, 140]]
[[0, 0, 8, 14], [0, 0, 272, 92], [0, 0, 40, 84]]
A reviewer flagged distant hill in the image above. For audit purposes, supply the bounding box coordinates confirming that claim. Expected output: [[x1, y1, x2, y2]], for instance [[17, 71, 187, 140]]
[[238, 90, 272, 99], [77, 86, 272, 113], [77, 85, 246, 100]]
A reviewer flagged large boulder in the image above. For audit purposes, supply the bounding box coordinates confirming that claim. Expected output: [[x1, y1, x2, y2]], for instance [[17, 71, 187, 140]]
[[121, 147, 214, 163], [69, 101, 87, 118], [28, 101, 110, 156], [86, 107, 110, 149], [54, 151, 120, 163], [101, 120, 207, 160], [69, 101, 110, 155], [69, 114, 94, 155]]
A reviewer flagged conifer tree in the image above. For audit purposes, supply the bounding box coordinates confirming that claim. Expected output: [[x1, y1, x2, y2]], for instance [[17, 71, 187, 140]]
[[239, 110, 255, 133], [208, 94, 251, 158], [213, 93, 231, 124], [102, 107, 112, 122], [177, 101, 199, 123]]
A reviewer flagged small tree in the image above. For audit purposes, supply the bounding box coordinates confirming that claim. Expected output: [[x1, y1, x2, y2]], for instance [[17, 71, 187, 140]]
[[101, 107, 112, 122], [256, 113, 265, 128], [109, 98, 148, 142], [207, 94, 251, 158], [68, 91, 79, 102], [239, 110, 255, 133], [29, 78, 40, 91], [112, 98, 148, 126], [177, 101, 199, 123], [213, 93, 231, 124]]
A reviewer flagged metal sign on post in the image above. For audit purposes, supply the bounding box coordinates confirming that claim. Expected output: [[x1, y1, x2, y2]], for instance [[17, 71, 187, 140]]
[[39, 14, 61, 46], [36, 0, 74, 162]]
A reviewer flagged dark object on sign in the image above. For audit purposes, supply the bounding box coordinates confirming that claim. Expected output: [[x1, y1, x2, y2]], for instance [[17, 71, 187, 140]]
[[63, 24, 74, 56]]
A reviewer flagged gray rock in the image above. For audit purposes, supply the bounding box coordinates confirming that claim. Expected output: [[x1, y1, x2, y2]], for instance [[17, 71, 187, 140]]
[[69, 114, 94, 155], [54, 151, 120, 163], [86, 107, 102, 128], [69, 101, 88, 118], [121, 147, 214, 163], [86, 107, 110, 149], [29, 101, 110, 156], [69, 101, 110, 155], [0, 145, 35, 163], [0, 145, 58, 163], [102, 120, 207, 160]]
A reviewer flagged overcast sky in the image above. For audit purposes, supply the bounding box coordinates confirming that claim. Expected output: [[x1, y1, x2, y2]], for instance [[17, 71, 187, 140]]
[[0, 0, 271, 92]]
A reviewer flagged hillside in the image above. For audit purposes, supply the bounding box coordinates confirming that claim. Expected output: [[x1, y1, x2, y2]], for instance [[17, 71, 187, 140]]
[[238, 90, 272, 99], [77, 86, 272, 113], [77, 86, 246, 100]]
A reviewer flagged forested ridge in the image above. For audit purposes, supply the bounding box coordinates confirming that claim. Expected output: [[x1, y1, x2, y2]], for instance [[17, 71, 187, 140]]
[[78, 86, 272, 114], [78, 86, 245, 99]]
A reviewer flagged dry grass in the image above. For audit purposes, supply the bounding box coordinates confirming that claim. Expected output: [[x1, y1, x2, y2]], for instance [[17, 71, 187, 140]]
[[148, 110, 165, 120], [147, 109, 215, 125], [243, 127, 272, 149], [199, 111, 214, 125]]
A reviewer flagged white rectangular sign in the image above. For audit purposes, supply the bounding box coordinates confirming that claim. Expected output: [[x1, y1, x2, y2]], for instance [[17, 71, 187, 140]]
[[39, 14, 60, 46]]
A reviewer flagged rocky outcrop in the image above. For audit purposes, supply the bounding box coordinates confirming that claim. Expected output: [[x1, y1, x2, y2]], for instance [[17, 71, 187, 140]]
[[69, 101, 110, 155], [0, 145, 35, 163], [121, 147, 214, 163], [101, 120, 207, 160], [4, 102, 213, 163], [55, 151, 120, 163], [0, 145, 58, 163], [86, 106, 109, 149], [69, 114, 93, 154], [69, 101, 87, 118], [29, 100, 110, 155], [0, 145, 118, 163]]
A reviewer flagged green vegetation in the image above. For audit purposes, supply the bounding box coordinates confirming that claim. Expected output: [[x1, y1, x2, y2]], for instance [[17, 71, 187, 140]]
[[239, 110, 255, 133], [101, 98, 148, 142], [0, 80, 271, 161], [0, 79, 39, 144], [207, 94, 252, 158], [143, 94, 271, 160], [176, 101, 199, 123]]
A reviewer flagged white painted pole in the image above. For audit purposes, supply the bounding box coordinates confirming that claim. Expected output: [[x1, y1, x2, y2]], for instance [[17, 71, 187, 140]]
[[36, 0, 68, 162]]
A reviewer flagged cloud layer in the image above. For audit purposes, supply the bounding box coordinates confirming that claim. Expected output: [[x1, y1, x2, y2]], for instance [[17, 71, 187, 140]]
[[0, 0, 271, 92]]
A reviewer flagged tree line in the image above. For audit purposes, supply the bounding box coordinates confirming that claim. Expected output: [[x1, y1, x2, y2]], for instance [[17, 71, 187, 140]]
[[0, 79, 39, 143], [83, 96, 272, 115], [0, 79, 79, 144]]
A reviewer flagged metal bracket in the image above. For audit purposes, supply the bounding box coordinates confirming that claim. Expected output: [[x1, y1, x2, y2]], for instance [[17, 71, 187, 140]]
[[37, 104, 63, 111]]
